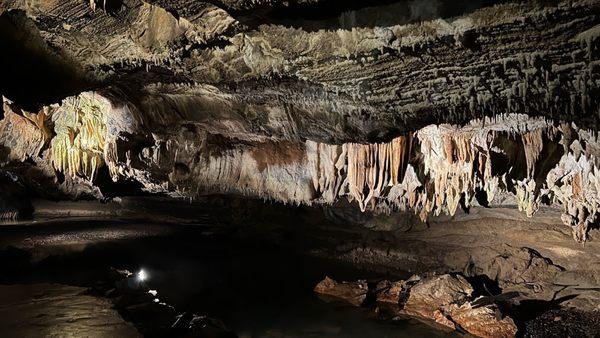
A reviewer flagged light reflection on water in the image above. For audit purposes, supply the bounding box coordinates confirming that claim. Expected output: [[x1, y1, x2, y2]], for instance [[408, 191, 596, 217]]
[[0, 221, 457, 337], [135, 251, 454, 337]]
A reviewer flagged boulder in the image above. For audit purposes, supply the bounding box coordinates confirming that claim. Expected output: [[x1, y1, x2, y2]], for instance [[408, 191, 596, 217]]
[[370, 274, 519, 337], [402, 274, 473, 318], [314, 276, 368, 306], [447, 300, 517, 338], [375, 280, 406, 304]]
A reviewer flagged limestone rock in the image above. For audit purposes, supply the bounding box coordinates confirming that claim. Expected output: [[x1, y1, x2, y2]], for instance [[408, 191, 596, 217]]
[[445, 300, 517, 338], [402, 274, 473, 319], [314, 276, 368, 307], [375, 280, 407, 304], [319, 273, 518, 337]]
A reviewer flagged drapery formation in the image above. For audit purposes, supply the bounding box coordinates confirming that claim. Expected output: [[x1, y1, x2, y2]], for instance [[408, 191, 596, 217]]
[[304, 116, 600, 242], [50, 94, 108, 182], [2, 91, 600, 242], [345, 135, 412, 212]]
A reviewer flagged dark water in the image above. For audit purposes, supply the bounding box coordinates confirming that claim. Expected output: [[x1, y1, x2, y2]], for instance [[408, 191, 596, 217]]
[[0, 221, 456, 337]]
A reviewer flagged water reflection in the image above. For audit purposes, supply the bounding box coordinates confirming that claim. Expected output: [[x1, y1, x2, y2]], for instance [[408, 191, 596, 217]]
[[0, 221, 458, 337]]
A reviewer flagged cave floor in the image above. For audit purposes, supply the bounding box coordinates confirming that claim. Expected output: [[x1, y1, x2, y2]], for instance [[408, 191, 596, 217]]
[[0, 218, 456, 338]]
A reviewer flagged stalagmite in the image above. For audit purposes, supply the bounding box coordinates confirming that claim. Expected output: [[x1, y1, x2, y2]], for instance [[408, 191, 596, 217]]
[[547, 152, 600, 242]]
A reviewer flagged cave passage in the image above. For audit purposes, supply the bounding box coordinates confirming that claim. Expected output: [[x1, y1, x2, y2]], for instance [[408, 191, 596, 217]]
[[1, 0, 599, 337]]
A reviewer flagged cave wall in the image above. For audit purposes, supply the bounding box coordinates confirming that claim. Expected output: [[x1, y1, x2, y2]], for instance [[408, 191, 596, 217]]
[[2, 91, 600, 242]]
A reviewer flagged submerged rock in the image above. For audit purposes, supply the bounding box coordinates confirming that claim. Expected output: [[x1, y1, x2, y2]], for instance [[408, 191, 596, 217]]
[[172, 313, 236, 338], [314, 276, 368, 306]]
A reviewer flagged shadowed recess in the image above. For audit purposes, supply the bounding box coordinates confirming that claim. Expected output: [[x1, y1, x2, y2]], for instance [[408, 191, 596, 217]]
[[233, 0, 514, 31], [0, 11, 94, 111]]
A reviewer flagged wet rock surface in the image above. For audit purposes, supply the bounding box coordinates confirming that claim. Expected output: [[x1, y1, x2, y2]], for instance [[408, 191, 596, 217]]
[[314, 276, 368, 306], [316, 273, 518, 337]]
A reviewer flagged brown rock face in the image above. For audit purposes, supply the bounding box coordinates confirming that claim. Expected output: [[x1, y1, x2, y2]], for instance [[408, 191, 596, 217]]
[[401, 274, 473, 319], [313, 277, 368, 307], [371, 274, 518, 338], [374, 280, 408, 304], [446, 301, 517, 338]]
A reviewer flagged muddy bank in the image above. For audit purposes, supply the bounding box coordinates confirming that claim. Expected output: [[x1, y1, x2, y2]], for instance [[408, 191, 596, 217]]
[[0, 283, 140, 337]]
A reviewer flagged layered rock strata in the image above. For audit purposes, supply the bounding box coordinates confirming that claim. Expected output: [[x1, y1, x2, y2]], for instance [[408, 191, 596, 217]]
[[1, 0, 597, 129]]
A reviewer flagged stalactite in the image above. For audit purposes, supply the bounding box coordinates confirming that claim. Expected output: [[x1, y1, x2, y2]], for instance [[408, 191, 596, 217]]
[[306, 141, 346, 203], [522, 129, 544, 178], [50, 94, 108, 182], [4, 88, 600, 242], [344, 135, 412, 212], [418, 125, 483, 218]]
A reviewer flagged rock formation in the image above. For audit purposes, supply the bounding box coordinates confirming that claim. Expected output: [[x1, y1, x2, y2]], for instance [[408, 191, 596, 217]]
[[315, 274, 518, 338], [0, 0, 599, 334], [0, 0, 598, 240], [3, 90, 600, 241], [313, 276, 368, 306]]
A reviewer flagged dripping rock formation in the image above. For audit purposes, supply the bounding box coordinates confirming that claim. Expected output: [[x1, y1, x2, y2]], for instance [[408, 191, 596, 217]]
[[0, 0, 599, 336]]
